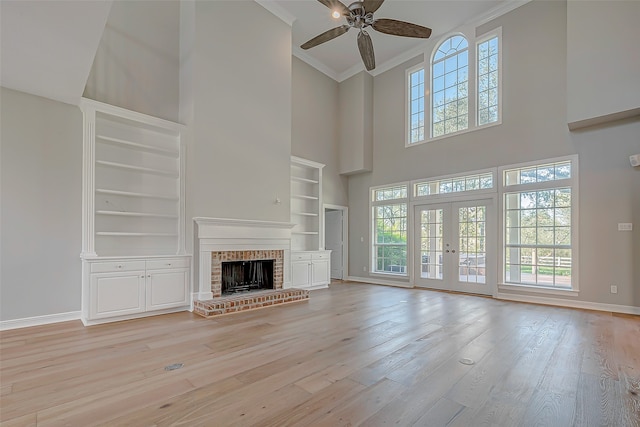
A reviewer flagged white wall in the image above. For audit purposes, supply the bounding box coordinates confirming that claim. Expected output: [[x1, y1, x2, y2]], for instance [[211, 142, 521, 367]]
[[83, 0, 181, 122], [1, 87, 83, 321], [291, 57, 348, 207], [186, 1, 291, 228], [338, 72, 374, 175], [567, 0, 640, 126], [347, 1, 640, 308]]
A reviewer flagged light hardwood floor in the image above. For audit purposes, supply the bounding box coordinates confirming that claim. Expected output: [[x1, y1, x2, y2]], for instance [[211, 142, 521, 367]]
[[1, 282, 639, 426]]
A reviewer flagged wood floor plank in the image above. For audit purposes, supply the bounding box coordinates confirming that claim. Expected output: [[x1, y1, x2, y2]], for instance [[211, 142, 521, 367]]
[[1, 282, 638, 426]]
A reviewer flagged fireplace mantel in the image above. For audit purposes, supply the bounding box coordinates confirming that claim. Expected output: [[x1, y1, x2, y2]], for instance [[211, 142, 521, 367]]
[[193, 217, 295, 300]]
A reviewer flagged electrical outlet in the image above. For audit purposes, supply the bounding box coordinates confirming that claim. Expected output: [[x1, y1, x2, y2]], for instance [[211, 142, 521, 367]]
[[618, 223, 633, 231], [610, 285, 618, 294]]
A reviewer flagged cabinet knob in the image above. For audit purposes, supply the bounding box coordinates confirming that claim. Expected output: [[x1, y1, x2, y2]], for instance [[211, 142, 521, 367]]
[[140, 275, 145, 279], [166, 263, 172, 266], [147, 275, 151, 278], [117, 265, 123, 269]]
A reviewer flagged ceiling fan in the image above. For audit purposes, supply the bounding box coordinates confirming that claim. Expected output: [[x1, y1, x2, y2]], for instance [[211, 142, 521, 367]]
[[301, 0, 432, 71]]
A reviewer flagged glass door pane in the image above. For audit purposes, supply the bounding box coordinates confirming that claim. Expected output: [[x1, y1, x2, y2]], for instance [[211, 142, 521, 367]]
[[457, 205, 486, 284], [420, 208, 444, 280]]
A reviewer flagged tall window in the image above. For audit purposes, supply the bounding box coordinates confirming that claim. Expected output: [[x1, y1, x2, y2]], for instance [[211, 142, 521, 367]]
[[408, 67, 425, 144], [477, 35, 500, 126], [432, 35, 468, 138], [502, 158, 576, 289], [406, 28, 502, 146], [372, 185, 408, 275]]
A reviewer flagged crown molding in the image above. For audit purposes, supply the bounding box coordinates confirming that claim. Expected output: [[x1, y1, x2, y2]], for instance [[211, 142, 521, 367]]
[[296, 0, 531, 82], [254, 0, 296, 26], [292, 46, 340, 81]]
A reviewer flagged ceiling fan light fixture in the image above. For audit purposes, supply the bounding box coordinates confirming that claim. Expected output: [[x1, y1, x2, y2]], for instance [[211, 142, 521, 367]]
[[332, 10, 341, 19]]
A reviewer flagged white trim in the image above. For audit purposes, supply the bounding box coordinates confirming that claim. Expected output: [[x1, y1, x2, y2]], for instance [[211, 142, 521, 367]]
[[292, 0, 529, 83], [254, 0, 296, 26], [336, 62, 367, 83], [324, 204, 349, 280], [410, 167, 497, 201], [475, 27, 502, 128], [406, 64, 426, 145], [194, 217, 295, 299], [346, 276, 413, 289], [498, 154, 580, 292], [496, 292, 640, 316], [82, 307, 189, 326], [292, 46, 340, 82], [368, 45, 426, 79], [0, 311, 82, 331], [498, 283, 579, 297]]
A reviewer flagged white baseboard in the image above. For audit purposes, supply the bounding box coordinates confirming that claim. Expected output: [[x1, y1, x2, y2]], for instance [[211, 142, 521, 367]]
[[496, 292, 640, 315], [346, 275, 414, 289], [0, 311, 82, 331]]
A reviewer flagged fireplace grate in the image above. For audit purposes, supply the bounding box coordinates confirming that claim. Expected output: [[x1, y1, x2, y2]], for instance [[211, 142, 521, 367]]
[[222, 260, 274, 295]]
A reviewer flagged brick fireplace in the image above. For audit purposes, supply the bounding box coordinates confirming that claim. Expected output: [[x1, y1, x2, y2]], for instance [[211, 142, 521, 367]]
[[211, 250, 283, 297], [192, 218, 308, 318]]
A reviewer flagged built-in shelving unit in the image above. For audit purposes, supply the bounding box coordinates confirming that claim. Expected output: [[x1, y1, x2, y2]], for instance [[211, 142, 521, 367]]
[[290, 156, 325, 252], [290, 156, 331, 289], [80, 99, 190, 325], [81, 98, 186, 258]]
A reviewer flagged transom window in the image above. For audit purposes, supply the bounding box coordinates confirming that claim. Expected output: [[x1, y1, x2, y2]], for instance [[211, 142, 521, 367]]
[[432, 35, 468, 138], [372, 185, 408, 275], [415, 172, 493, 197], [502, 157, 577, 289]]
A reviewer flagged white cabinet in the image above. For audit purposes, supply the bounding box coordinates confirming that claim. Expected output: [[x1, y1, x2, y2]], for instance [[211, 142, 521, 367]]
[[80, 99, 191, 325], [290, 157, 331, 289], [90, 271, 145, 319], [84, 257, 190, 324], [291, 251, 331, 290]]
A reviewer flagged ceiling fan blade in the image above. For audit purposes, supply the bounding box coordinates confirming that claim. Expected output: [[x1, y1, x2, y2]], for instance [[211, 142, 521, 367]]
[[357, 30, 376, 71], [317, 0, 350, 17], [363, 0, 385, 14], [301, 25, 350, 50], [372, 18, 432, 39]]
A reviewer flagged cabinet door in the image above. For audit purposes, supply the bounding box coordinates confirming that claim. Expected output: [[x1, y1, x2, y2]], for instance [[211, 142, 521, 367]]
[[146, 268, 190, 310], [291, 261, 311, 288], [311, 259, 330, 287], [90, 272, 145, 319]]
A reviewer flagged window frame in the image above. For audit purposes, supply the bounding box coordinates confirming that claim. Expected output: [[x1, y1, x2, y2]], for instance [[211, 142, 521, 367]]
[[475, 28, 502, 129], [430, 33, 470, 139], [406, 64, 426, 145], [498, 155, 580, 294], [405, 27, 502, 148], [370, 183, 410, 277]]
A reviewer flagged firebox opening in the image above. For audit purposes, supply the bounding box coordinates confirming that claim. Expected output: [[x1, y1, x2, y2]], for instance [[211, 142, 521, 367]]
[[221, 259, 274, 295]]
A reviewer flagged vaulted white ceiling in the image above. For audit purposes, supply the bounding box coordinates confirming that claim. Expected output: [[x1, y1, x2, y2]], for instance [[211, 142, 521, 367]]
[[0, 0, 523, 106], [0, 1, 113, 105], [265, 0, 518, 81]]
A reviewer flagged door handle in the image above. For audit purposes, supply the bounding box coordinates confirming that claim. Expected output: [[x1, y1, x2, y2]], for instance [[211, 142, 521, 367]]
[[452, 250, 456, 253], [445, 250, 450, 253]]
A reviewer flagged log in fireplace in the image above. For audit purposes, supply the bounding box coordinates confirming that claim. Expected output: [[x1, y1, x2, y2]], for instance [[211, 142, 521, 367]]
[[221, 260, 274, 295]]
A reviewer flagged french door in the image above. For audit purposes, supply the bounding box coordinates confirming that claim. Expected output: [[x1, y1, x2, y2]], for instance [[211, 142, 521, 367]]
[[414, 198, 495, 295]]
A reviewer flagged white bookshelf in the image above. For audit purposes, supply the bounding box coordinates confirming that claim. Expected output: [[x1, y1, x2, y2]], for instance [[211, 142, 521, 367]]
[[290, 156, 331, 290], [290, 156, 324, 251], [81, 99, 186, 257], [79, 99, 190, 325]]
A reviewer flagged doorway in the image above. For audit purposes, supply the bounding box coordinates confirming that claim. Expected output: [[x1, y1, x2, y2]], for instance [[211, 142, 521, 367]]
[[414, 198, 495, 295], [324, 205, 348, 280]]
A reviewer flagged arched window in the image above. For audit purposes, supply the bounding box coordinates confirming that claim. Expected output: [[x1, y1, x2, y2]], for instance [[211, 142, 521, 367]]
[[432, 35, 468, 137]]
